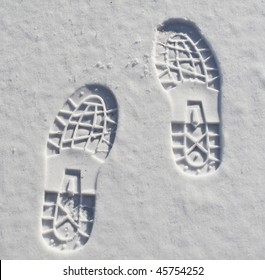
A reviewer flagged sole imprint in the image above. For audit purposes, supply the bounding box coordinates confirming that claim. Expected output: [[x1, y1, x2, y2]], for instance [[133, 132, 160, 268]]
[[155, 18, 222, 175], [42, 84, 118, 251]]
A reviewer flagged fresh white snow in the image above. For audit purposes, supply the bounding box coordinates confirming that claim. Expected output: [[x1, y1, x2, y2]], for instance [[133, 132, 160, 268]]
[[1, 0, 265, 259]]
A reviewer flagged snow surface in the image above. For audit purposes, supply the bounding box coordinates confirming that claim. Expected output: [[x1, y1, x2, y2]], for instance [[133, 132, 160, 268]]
[[1, 0, 265, 259]]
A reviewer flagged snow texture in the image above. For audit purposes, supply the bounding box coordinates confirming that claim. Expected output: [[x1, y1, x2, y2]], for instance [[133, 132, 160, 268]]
[[1, 0, 265, 259]]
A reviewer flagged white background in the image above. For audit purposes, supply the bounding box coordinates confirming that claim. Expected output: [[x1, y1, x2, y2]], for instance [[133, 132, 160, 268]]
[[2, 260, 265, 280]]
